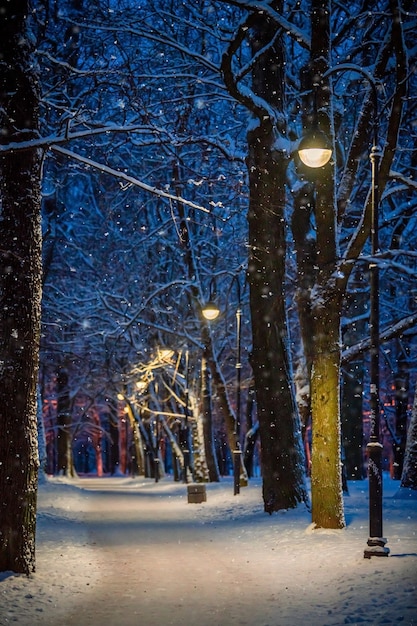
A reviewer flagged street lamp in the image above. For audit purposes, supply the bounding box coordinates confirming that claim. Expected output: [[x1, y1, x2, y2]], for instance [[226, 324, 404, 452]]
[[201, 276, 221, 322], [298, 128, 332, 168], [202, 276, 243, 496], [298, 82, 332, 169], [201, 300, 220, 321], [234, 291, 242, 496], [153, 415, 160, 483], [298, 64, 389, 558]]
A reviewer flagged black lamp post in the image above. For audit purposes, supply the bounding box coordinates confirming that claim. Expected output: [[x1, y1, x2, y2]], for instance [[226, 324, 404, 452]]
[[202, 275, 243, 495], [298, 64, 389, 557], [233, 282, 242, 496], [153, 415, 160, 483]]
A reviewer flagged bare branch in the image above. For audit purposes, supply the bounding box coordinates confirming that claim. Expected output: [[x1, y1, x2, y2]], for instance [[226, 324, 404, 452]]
[[342, 312, 417, 364], [50, 145, 211, 214], [217, 0, 309, 49]]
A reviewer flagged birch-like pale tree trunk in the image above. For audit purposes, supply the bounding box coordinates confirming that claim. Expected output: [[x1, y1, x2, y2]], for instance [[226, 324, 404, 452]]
[[307, 0, 345, 529]]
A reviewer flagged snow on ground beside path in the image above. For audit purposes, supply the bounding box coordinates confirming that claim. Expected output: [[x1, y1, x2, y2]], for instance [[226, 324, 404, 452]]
[[0, 474, 416, 626]]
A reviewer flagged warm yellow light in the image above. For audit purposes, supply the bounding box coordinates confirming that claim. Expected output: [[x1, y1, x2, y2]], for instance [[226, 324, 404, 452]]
[[158, 348, 174, 361], [298, 147, 332, 168], [202, 301, 220, 321], [117, 393, 124, 401], [136, 380, 147, 392], [298, 129, 332, 168]]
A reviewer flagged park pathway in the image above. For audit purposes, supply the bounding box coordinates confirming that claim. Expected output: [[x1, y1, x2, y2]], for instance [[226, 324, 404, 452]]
[[44, 476, 417, 626], [54, 478, 292, 626]]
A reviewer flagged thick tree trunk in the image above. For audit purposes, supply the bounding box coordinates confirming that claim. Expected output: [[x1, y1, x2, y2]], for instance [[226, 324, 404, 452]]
[[291, 183, 315, 434], [246, 5, 307, 512], [341, 274, 367, 480], [0, 0, 42, 574], [308, 185, 345, 527], [189, 393, 210, 483], [392, 356, 409, 480], [341, 362, 365, 480], [306, 0, 345, 529], [248, 122, 308, 512], [310, 301, 345, 528]]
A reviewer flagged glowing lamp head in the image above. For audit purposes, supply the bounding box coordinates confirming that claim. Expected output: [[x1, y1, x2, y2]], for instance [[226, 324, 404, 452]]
[[201, 301, 220, 321], [158, 348, 174, 362], [298, 130, 332, 168]]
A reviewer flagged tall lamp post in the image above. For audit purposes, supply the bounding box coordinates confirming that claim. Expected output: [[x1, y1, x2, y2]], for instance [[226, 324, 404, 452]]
[[233, 280, 242, 496], [298, 64, 389, 557], [201, 275, 243, 495]]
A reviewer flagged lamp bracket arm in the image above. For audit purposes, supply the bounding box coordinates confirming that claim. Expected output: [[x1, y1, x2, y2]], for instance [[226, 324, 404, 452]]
[[322, 63, 380, 140]]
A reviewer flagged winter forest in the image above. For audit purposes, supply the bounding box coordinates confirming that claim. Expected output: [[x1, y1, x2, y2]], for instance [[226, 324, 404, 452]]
[[1, 0, 417, 577]]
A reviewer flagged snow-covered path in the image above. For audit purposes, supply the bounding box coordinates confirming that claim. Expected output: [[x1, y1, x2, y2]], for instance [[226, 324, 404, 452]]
[[1, 476, 416, 625]]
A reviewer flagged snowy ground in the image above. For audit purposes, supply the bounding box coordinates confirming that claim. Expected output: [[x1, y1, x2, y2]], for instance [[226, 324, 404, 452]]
[[0, 474, 416, 626]]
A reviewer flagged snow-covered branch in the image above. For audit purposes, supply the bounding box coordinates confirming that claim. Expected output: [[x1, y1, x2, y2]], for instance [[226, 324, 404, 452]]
[[342, 312, 417, 364], [65, 17, 220, 75], [0, 124, 162, 153], [217, 0, 309, 49], [50, 145, 211, 214], [388, 170, 417, 193]]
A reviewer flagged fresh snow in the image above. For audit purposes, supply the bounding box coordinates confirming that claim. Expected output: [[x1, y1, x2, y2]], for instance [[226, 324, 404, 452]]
[[1, 474, 416, 626]]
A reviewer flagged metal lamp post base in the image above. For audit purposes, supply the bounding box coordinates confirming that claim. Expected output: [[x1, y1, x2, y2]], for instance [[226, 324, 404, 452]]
[[364, 537, 390, 559], [233, 449, 242, 495]]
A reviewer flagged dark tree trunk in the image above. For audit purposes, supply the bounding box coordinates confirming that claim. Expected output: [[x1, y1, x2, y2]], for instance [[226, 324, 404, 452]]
[[341, 362, 365, 480], [393, 365, 409, 480], [247, 121, 307, 512], [0, 0, 42, 574], [291, 182, 315, 434], [341, 272, 367, 481], [246, 8, 307, 512]]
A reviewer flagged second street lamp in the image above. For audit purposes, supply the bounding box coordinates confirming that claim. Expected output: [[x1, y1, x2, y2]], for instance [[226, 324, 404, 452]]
[[201, 300, 221, 321], [201, 276, 244, 495], [298, 64, 389, 558], [234, 297, 242, 496], [298, 128, 332, 168]]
